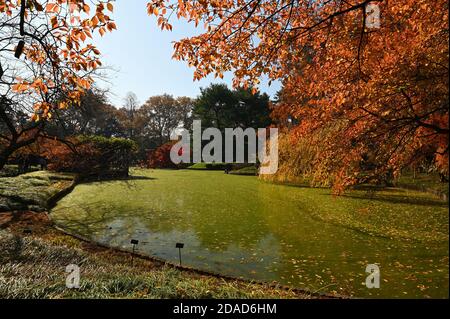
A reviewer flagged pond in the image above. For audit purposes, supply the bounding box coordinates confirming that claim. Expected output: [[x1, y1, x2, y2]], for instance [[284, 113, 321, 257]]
[[51, 169, 449, 298]]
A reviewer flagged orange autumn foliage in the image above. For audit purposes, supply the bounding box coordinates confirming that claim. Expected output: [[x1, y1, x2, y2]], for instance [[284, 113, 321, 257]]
[[148, 0, 449, 191], [0, 0, 116, 119], [1, 0, 116, 169]]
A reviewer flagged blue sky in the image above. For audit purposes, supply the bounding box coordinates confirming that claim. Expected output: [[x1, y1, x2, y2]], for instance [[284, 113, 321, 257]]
[[93, 0, 281, 107]]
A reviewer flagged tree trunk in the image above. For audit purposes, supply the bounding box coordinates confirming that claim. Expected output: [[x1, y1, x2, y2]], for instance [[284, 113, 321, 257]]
[[0, 146, 14, 171], [0, 154, 8, 171], [0, 133, 41, 171]]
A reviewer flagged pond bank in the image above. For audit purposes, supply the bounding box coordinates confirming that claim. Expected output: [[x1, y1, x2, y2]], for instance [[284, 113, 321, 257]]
[[0, 171, 77, 212], [0, 211, 318, 299]]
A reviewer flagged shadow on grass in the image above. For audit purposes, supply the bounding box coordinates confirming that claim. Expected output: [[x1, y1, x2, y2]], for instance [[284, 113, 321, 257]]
[[351, 185, 403, 193], [81, 175, 156, 184], [79, 175, 158, 190], [259, 179, 322, 190], [339, 192, 448, 207]]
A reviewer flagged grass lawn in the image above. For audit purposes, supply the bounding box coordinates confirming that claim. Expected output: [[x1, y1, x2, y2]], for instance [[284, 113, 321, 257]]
[[229, 166, 258, 176], [0, 171, 76, 212]]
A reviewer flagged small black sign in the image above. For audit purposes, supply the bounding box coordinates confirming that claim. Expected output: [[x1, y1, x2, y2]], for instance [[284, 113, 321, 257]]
[[130, 239, 139, 245], [175, 243, 184, 249]]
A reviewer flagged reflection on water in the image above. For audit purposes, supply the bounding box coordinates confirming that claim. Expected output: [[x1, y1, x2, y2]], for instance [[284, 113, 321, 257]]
[[51, 170, 449, 298]]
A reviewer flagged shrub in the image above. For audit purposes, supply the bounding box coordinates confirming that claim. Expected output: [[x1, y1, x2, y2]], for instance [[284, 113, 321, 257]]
[[205, 163, 227, 170], [147, 141, 190, 169], [43, 135, 137, 178], [229, 166, 257, 176], [188, 162, 229, 170]]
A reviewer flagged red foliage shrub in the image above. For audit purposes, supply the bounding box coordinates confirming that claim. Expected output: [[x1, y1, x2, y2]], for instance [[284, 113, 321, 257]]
[[147, 141, 189, 169]]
